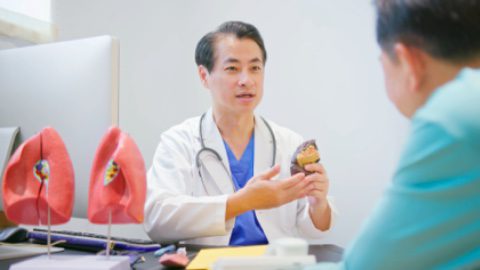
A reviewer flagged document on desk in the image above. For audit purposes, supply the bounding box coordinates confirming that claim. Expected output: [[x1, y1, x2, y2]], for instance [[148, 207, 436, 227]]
[[187, 245, 267, 270], [0, 243, 63, 260]]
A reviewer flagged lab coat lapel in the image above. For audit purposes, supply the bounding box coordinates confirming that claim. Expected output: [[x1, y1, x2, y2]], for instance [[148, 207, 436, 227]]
[[254, 115, 276, 175], [201, 109, 235, 194]]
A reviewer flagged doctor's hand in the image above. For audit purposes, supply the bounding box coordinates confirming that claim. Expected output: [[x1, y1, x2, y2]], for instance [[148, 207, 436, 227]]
[[226, 165, 314, 221], [304, 163, 332, 231]]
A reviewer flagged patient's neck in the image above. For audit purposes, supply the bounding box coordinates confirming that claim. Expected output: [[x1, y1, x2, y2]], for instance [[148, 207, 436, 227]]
[[410, 56, 480, 118]]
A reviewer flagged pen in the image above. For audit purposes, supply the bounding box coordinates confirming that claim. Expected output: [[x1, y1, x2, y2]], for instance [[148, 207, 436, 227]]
[[154, 244, 176, 257]]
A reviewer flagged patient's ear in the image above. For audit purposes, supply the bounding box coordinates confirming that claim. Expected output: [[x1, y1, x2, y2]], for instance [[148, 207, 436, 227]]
[[198, 65, 209, 88], [394, 44, 427, 94]]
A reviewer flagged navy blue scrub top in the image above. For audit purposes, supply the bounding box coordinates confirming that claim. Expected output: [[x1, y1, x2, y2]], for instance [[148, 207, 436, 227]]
[[223, 133, 268, 246]]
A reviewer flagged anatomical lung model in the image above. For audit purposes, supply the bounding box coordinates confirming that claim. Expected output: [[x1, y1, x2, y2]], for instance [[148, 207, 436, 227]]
[[88, 126, 146, 224], [2, 127, 75, 225]]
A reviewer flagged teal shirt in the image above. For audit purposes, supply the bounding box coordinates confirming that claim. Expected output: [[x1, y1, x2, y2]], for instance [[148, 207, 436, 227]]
[[307, 68, 480, 270]]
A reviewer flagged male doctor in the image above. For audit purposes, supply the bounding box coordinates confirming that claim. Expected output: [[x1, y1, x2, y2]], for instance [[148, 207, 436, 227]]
[[144, 21, 336, 245]]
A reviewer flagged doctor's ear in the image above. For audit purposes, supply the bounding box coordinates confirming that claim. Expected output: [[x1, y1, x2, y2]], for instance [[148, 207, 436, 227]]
[[198, 65, 210, 88]]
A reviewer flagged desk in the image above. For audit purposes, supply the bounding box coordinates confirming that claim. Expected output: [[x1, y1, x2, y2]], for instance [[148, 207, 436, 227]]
[[0, 244, 343, 269]]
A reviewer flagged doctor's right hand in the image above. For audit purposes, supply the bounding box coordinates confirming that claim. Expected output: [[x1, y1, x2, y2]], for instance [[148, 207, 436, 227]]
[[226, 165, 312, 221]]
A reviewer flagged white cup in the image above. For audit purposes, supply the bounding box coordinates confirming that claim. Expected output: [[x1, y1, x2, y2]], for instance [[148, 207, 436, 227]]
[[265, 237, 309, 256]]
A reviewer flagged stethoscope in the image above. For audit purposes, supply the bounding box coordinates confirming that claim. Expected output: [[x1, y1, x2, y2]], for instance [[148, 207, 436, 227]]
[[195, 112, 277, 190]]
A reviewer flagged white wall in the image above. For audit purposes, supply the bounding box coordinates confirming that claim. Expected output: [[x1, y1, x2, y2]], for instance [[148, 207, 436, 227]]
[[0, 0, 51, 22], [0, 0, 51, 49], [51, 0, 410, 247]]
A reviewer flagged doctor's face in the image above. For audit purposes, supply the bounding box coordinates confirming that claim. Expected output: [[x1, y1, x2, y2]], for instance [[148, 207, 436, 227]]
[[199, 35, 265, 116]]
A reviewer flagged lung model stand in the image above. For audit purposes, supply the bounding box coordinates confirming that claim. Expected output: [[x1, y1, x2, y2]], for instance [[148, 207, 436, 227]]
[[88, 126, 147, 254], [2, 126, 147, 270], [2, 127, 75, 250]]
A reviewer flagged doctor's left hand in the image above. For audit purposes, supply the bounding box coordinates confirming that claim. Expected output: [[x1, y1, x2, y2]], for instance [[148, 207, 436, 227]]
[[304, 163, 332, 231]]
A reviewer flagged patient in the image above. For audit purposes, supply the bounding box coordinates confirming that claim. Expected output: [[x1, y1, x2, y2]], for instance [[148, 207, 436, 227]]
[[308, 0, 480, 269]]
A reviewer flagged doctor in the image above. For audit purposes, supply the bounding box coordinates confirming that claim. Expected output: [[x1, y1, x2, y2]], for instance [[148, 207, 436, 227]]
[[144, 21, 336, 245]]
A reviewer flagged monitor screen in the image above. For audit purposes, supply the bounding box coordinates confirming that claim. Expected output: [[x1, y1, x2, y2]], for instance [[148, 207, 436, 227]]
[[0, 36, 119, 219]]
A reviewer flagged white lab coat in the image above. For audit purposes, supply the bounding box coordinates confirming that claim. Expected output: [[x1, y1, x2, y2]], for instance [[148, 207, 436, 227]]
[[144, 109, 336, 245]]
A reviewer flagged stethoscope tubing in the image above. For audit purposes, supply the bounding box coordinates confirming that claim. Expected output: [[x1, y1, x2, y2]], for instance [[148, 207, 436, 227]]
[[195, 112, 277, 187]]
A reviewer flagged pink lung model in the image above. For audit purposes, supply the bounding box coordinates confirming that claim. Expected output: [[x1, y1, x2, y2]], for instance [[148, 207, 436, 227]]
[[2, 127, 75, 225], [88, 126, 146, 224]]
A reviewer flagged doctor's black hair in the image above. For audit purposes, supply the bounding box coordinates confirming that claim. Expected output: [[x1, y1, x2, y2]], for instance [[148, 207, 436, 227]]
[[375, 0, 480, 62], [195, 21, 267, 72]]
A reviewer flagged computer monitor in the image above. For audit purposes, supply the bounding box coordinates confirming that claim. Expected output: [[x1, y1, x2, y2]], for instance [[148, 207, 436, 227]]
[[0, 36, 119, 218]]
